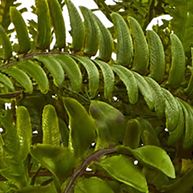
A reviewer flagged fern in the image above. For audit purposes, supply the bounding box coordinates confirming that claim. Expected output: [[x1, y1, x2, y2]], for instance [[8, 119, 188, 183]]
[[166, 0, 193, 53], [0, 0, 193, 192]]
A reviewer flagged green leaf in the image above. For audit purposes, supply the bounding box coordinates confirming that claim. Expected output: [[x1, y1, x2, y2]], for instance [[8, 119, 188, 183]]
[[144, 77, 165, 116], [123, 119, 142, 148], [66, 0, 85, 52], [74, 56, 99, 98], [63, 97, 96, 156], [133, 71, 154, 109], [79, 6, 99, 56], [53, 54, 82, 92], [42, 104, 60, 146], [0, 72, 14, 91], [34, 55, 65, 86], [93, 14, 113, 62], [162, 88, 180, 131], [132, 145, 176, 179], [111, 12, 133, 66], [94, 59, 114, 100], [16, 182, 57, 193], [112, 65, 138, 104], [16, 106, 32, 160], [74, 177, 114, 193], [30, 144, 75, 181], [167, 0, 193, 52], [99, 155, 148, 193], [89, 100, 126, 148]]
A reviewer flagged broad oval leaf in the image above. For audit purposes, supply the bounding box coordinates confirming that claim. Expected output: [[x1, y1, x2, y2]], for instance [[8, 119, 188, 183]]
[[132, 145, 176, 179], [99, 154, 148, 193], [89, 100, 125, 148], [74, 177, 114, 193]]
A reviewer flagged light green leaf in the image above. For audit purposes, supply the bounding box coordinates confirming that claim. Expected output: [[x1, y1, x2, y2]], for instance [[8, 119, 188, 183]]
[[132, 145, 176, 179], [53, 54, 82, 92], [16, 106, 32, 160], [63, 97, 96, 156], [99, 154, 148, 193], [74, 177, 114, 193], [42, 104, 60, 146]]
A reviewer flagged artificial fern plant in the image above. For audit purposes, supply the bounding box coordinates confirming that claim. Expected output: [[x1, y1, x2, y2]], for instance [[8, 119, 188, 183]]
[[0, 0, 193, 193]]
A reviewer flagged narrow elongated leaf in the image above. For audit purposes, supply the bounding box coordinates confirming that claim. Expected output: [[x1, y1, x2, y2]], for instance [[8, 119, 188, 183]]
[[0, 25, 12, 59], [162, 88, 180, 131], [179, 99, 193, 149], [168, 99, 184, 145], [10, 7, 31, 53], [145, 77, 165, 116], [133, 71, 154, 109], [34, 55, 64, 86], [17, 60, 49, 94], [111, 12, 133, 66], [66, 0, 85, 52], [63, 97, 96, 156], [93, 14, 113, 62], [47, 0, 66, 48], [36, 0, 52, 49], [74, 56, 99, 98], [0, 110, 20, 163], [112, 65, 138, 104], [16, 106, 32, 160], [30, 144, 75, 181], [79, 6, 99, 56], [0, 72, 14, 91], [99, 155, 148, 193], [74, 177, 114, 193], [128, 16, 149, 74], [0, 110, 28, 187], [3, 67, 33, 93], [42, 104, 60, 146], [132, 145, 176, 178], [94, 59, 114, 99], [53, 54, 82, 92]]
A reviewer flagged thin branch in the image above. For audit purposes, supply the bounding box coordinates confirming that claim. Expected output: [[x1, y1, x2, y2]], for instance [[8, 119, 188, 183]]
[[63, 147, 117, 193]]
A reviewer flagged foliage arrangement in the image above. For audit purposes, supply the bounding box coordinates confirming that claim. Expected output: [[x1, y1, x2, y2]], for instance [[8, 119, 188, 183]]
[[0, 0, 193, 192]]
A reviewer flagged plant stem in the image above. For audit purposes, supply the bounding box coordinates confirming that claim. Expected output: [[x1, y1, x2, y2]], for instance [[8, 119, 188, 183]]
[[63, 147, 117, 193]]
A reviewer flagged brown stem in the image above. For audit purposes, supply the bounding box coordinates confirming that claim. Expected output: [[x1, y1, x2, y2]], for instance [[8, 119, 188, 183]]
[[63, 147, 117, 193]]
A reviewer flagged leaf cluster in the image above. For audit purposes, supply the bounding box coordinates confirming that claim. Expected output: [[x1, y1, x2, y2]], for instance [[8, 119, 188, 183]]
[[0, 0, 192, 193]]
